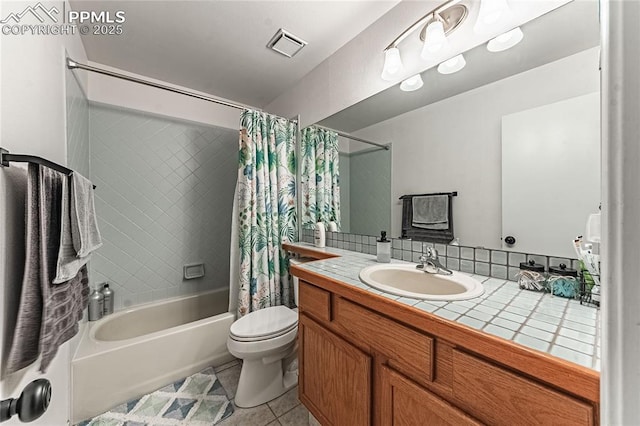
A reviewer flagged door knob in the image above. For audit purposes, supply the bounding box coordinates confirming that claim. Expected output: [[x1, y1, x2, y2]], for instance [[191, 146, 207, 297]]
[[0, 379, 51, 423]]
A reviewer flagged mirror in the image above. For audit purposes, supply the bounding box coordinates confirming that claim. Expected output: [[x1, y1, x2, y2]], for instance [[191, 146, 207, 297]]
[[338, 141, 392, 236], [311, 0, 600, 258]]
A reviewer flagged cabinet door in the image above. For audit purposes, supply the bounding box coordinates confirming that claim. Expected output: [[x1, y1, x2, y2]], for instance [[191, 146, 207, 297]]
[[299, 314, 371, 426], [381, 366, 482, 426]]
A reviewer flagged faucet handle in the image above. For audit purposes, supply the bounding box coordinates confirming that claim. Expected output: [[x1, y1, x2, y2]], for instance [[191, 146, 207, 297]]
[[426, 247, 438, 259]]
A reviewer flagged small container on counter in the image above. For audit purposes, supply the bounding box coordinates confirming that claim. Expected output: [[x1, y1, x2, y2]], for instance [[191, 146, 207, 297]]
[[517, 260, 546, 291], [88, 287, 104, 321], [376, 231, 391, 263], [314, 222, 326, 248], [100, 283, 115, 316], [547, 263, 579, 298]]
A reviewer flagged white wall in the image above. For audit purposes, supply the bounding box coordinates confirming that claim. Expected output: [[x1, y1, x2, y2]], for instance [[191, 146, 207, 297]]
[[0, 1, 88, 424], [87, 61, 241, 130], [353, 47, 599, 248]]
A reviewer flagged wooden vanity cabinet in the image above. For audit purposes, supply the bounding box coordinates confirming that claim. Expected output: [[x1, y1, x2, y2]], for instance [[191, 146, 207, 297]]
[[292, 263, 599, 426], [299, 314, 371, 426]]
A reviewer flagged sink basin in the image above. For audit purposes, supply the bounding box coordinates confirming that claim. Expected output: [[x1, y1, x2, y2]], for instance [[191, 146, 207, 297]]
[[359, 264, 484, 301]]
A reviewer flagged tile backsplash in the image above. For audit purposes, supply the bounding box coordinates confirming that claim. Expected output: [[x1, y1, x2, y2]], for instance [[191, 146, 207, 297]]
[[301, 229, 578, 282], [89, 103, 238, 310]]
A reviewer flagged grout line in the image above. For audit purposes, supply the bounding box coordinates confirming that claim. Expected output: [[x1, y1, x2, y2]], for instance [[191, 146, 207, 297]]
[[265, 402, 278, 421], [275, 400, 304, 423]]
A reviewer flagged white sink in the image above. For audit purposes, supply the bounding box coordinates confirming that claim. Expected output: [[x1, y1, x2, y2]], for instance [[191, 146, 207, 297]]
[[359, 264, 484, 301]]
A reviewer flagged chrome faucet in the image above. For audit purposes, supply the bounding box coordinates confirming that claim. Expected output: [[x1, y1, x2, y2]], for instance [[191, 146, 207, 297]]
[[417, 247, 453, 275]]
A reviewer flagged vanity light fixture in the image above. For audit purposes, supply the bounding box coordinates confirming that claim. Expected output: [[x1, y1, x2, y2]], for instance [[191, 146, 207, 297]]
[[400, 74, 424, 92], [437, 54, 466, 74], [420, 18, 450, 59], [381, 47, 404, 81], [487, 27, 523, 52], [474, 0, 513, 34], [380, 0, 467, 81]]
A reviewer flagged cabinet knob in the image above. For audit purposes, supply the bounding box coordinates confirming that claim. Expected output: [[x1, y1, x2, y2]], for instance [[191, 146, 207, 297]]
[[504, 236, 516, 246]]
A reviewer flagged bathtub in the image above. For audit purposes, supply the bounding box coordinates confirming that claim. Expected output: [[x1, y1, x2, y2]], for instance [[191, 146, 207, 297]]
[[71, 288, 235, 424]]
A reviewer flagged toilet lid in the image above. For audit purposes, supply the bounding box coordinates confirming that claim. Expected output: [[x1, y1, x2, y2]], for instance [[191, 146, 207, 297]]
[[230, 306, 298, 341]]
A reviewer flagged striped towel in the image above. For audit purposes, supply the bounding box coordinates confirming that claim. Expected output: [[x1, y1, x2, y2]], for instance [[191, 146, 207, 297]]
[[5, 165, 89, 374]]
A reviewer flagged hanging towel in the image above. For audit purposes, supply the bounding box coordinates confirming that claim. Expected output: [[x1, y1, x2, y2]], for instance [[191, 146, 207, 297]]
[[40, 265, 89, 372], [53, 177, 89, 283], [5, 165, 90, 374], [70, 172, 102, 257], [412, 195, 449, 230]]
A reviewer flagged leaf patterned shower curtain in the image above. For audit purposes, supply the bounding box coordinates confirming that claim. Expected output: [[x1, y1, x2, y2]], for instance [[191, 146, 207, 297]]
[[300, 126, 341, 229], [236, 110, 297, 317]]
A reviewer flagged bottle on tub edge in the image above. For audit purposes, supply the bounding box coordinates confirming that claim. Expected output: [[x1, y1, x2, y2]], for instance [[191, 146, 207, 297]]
[[88, 287, 104, 321], [101, 283, 115, 316]]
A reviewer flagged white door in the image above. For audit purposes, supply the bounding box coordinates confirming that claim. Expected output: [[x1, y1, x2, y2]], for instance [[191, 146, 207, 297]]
[[501, 92, 600, 258]]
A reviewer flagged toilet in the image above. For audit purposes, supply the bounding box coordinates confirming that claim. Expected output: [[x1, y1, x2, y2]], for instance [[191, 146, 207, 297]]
[[226, 259, 302, 408]]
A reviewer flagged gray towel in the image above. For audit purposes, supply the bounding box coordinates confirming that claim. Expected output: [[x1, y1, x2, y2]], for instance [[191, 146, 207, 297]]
[[53, 177, 89, 283], [412, 195, 449, 230], [5, 165, 89, 374], [70, 172, 102, 257]]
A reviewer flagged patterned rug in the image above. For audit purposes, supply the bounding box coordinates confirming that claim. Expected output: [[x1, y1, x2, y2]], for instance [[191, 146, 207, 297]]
[[77, 367, 234, 426]]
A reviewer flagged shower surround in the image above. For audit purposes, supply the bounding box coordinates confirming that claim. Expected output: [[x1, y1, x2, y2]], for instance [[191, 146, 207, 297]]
[[89, 104, 238, 310]]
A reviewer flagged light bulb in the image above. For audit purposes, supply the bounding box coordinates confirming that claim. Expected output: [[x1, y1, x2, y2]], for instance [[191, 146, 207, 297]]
[[437, 54, 466, 75], [400, 74, 424, 92], [474, 0, 513, 34], [487, 27, 523, 52], [421, 19, 450, 59], [381, 47, 403, 81]]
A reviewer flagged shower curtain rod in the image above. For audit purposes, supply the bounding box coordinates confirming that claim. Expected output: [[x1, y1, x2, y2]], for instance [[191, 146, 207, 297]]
[[314, 125, 390, 150], [66, 58, 297, 121]]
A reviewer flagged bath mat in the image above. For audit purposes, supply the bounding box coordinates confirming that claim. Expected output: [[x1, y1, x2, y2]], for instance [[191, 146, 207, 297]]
[[77, 367, 234, 426]]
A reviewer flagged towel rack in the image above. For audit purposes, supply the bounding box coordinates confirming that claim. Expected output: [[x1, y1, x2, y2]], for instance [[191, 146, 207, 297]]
[[399, 191, 457, 200], [0, 147, 96, 189]]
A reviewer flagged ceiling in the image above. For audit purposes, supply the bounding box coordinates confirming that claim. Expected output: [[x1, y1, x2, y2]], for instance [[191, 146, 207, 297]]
[[69, 1, 400, 108], [320, 0, 600, 133]]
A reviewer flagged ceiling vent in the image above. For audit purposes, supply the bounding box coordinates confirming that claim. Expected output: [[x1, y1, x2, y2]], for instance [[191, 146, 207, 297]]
[[267, 29, 307, 58]]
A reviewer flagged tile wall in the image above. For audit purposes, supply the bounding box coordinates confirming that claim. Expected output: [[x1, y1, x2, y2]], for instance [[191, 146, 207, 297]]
[[301, 229, 579, 282], [347, 148, 391, 236], [66, 68, 90, 177], [89, 103, 238, 309]]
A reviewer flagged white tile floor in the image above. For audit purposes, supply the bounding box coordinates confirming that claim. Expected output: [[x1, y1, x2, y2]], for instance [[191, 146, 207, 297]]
[[214, 359, 312, 426]]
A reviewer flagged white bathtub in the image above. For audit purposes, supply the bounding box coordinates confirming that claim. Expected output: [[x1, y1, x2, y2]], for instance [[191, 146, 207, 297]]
[[71, 288, 235, 424]]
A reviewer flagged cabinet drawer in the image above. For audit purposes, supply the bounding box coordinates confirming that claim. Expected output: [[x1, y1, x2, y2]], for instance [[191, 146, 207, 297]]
[[452, 350, 594, 426], [334, 297, 433, 383], [299, 280, 331, 322]]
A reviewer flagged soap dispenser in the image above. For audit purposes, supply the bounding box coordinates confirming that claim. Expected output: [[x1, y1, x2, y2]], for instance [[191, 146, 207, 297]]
[[314, 222, 326, 248], [377, 231, 391, 263]]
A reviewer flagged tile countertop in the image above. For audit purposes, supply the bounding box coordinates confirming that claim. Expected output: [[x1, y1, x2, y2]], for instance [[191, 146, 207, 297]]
[[287, 242, 601, 372]]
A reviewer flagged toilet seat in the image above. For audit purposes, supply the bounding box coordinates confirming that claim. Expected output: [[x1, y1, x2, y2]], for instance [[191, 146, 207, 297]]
[[229, 306, 298, 342]]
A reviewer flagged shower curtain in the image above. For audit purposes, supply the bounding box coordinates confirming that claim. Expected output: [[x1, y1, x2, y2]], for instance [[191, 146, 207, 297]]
[[232, 110, 297, 317], [300, 126, 341, 229]]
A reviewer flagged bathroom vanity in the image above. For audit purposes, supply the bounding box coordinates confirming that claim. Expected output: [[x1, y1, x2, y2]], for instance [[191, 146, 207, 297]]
[[285, 243, 600, 426]]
